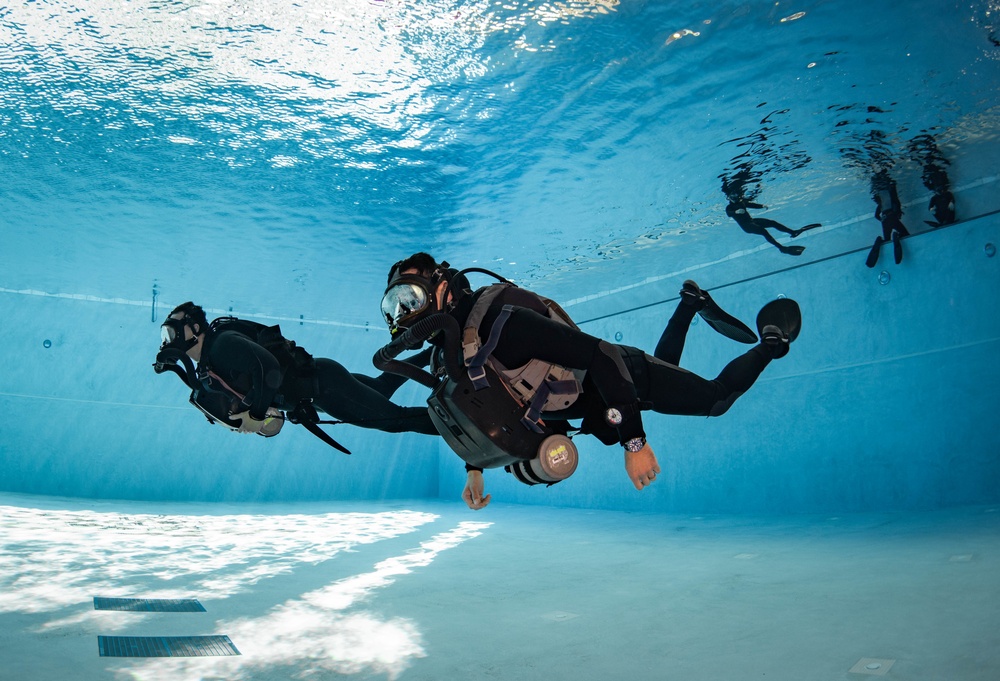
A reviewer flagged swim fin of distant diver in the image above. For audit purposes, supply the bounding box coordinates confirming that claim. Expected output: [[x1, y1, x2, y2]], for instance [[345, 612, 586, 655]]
[[756, 298, 801, 358], [681, 280, 758, 344], [865, 236, 884, 268], [792, 223, 822, 237]]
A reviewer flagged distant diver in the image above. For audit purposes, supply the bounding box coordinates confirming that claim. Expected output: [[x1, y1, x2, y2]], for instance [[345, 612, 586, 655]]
[[375, 254, 801, 509], [909, 134, 956, 227], [865, 169, 910, 268], [154, 302, 437, 454], [721, 172, 820, 256], [725, 199, 821, 256]]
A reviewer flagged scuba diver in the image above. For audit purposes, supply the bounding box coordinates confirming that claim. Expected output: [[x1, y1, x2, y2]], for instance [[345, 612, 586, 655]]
[[154, 302, 437, 454], [909, 134, 957, 228], [722, 173, 821, 256], [375, 254, 801, 510], [865, 169, 910, 268]]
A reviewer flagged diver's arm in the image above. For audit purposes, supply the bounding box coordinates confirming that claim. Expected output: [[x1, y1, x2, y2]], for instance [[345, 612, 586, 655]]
[[625, 443, 661, 491], [211, 333, 282, 419], [462, 469, 491, 510]]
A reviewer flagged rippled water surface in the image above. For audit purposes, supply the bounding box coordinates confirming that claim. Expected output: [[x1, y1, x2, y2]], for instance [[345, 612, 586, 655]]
[[2, 0, 999, 324]]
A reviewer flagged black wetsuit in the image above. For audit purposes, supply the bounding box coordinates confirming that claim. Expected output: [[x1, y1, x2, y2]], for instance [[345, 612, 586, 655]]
[[199, 329, 436, 434], [726, 200, 805, 255], [437, 287, 774, 447], [873, 180, 909, 241]]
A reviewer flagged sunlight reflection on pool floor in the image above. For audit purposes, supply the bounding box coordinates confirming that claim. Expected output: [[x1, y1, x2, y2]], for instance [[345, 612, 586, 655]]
[[0, 497, 491, 680]]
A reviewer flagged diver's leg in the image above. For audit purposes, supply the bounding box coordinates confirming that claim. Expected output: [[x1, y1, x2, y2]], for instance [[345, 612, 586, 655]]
[[755, 218, 796, 236], [640, 346, 773, 417], [313, 358, 437, 434], [653, 297, 697, 365], [653, 281, 756, 362], [759, 227, 787, 251], [641, 299, 798, 416]]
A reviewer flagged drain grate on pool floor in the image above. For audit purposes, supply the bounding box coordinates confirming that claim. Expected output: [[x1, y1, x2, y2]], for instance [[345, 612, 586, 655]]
[[97, 635, 240, 657], [94, 597, 206, 612]]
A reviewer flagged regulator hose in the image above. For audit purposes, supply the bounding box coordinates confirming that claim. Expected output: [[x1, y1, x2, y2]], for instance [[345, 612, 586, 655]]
[[373, 313, 462, 388]]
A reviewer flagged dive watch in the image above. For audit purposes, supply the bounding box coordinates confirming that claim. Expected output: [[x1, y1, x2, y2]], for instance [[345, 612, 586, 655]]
[[624, 437, 646, 453]]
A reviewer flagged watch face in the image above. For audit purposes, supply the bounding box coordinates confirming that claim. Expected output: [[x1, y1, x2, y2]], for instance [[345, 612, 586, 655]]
[[625, 438, 646, 452], [605, 408, 623, 426]]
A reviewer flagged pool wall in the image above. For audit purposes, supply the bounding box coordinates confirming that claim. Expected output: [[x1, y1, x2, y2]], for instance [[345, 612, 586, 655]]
[[2, 213, 997, 512], [437, 212, 1000, 513]]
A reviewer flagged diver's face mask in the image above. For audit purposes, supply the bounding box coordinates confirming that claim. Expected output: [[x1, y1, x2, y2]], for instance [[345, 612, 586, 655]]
[[381, 279, 433, 335], [159, 316, 198, 352], [382, 268, 450, 336]]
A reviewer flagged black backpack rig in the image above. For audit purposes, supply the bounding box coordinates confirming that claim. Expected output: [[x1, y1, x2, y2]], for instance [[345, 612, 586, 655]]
[[154, 317, 351, 454], [374, 270, 583, 486]]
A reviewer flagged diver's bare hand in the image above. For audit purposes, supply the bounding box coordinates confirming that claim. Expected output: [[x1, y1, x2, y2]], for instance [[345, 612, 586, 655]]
[[462, 470, 492, 510], [625, 443, 661, 490]]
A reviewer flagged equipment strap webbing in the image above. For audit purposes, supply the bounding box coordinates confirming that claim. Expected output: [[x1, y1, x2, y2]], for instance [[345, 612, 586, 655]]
[[467, 303, 514, 389], [462, 284, 510, 368], [521, 378, 582, 432]]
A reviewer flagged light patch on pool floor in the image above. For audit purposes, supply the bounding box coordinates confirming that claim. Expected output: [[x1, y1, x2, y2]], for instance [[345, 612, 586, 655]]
[[849, 657, 895, 675]]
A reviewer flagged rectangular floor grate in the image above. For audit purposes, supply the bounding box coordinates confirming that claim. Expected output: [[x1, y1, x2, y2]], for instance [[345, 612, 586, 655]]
[[98, 635, 240, 657], [93, 597, 206, 612]]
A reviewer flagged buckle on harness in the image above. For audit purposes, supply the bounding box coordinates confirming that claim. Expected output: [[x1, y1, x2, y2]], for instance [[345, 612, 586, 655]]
[[467, 365, 489, 389]]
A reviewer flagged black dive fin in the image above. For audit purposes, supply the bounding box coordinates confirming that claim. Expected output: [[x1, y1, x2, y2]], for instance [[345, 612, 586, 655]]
[[698, 299, 758, 344], [755, 298, 802, 344], [865, 236, 884, 268], [302, 421, 352, 455]]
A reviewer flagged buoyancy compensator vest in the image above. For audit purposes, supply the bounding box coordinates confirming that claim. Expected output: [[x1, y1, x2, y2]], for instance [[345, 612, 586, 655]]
[[373, 277, 584, 486], [153, 317, 351, 454]]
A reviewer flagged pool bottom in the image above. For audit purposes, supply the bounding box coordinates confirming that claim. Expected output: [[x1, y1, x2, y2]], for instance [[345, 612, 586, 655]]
[[1, 493, 997, 680]]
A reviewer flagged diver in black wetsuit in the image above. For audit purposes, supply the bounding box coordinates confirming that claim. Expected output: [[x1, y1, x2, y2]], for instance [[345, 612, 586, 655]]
[[909, 134, 957, 228], [865, 170, 910, 268], [725, 199, 821, 256], [721, 173, 820, 256], [381, 254, 801, 509], [157, 302, 436, 441]]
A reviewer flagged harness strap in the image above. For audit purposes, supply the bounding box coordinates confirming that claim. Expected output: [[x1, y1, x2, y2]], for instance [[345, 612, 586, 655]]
[[467, 303, 514, 389], [462, 285, 511, 377], [204, 369, 252, 410], [521, 378, 582, 432]]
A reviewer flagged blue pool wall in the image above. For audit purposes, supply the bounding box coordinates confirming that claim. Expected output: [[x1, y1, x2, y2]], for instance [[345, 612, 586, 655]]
[[2, 212, 998, 513], [440, 212, 1000, 514], [0, 302, 440, 502]]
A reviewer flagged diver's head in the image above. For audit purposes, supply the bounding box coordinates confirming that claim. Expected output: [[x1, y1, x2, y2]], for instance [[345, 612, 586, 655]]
[[382, 253, 469, 336], [160, 301, 208, 359]]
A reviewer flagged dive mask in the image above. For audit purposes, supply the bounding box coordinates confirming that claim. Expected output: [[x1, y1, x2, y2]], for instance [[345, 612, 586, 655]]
[[159, 315, 199, 352], [160, 318, 187, 348], [381, 277, 433, 336]]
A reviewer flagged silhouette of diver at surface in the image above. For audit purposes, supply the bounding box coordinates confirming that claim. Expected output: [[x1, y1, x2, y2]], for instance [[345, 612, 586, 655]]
[[721, 171, 821, 256], [909, 134, 956, 227], [865, 169, 910, 268]]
